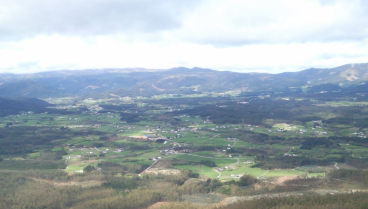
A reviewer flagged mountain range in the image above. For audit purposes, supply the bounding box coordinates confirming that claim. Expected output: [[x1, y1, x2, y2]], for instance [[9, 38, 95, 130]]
[[1, 63, 368, 98]]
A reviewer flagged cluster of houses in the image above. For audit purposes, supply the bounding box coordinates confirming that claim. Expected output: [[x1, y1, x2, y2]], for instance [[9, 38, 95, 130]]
[[352, 132, 367, 138], [272, 128, 310, 134], [148, 156, 162, 161], [159, 145, 191, 155], [284, 153, 298, 157], [202, 119, 212, 124], [216, 165, 236, 172], [160, 149, 177, 155], [87, 105, 103, 113], [113, 148, 124, 153], [52, 105, 79, 110], [245, 125, 259, 131], [165, 108, 185, 113], [217, 125, 233, 129], [161, 128, 187, 134], [65, 155, 81, 160], [230, 174, 243, 178], [298, 129, 307, 134], [314, 131, 328, 135], [68, 147, 123, 156], [18, 112, 31, 116], [177, 149, 192, 153], [145, 134, 167, 141], [284, 147, 297, 157], [68, 125, 88, 129]]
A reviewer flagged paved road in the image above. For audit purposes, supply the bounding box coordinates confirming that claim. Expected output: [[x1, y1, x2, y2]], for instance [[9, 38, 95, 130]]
[[231, 140, 237, 148], [139, 160, 159, 175], [215, 170, 221, 179], [258, 170, 270, 179], [334, 162, 339, 170], [284, 147, 294, 155]]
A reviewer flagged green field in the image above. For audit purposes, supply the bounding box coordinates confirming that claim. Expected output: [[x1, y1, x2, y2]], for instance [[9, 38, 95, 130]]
[[1, 94, 367, 185]]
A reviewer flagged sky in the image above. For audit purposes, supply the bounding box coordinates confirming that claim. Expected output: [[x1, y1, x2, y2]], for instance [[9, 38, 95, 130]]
[[1, 0, 368, 74]]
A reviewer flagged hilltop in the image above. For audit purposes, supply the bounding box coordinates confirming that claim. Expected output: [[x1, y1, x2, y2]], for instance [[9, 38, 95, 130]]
[[0, 63, 368, 98]]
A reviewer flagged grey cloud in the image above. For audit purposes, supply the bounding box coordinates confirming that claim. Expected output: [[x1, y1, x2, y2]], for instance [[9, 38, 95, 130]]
[[1, 0, 367, 47], [0, 0, 198, 41]]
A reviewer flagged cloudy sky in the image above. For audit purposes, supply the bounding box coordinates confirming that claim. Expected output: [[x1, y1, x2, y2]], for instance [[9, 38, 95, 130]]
[[1, 0, 368, 74]]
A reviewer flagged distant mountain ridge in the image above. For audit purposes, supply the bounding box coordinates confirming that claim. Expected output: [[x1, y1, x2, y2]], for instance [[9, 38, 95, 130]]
[[279, 63, 368, 86], [1, 63, 368, 98]]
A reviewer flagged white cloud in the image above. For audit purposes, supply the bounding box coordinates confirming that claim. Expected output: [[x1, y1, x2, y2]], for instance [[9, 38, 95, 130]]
[[0, 0, 367, 73], [0, 0, 197, 41], [174, 0, 367, 45]]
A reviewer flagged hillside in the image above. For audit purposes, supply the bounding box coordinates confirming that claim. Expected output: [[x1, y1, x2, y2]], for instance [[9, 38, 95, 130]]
[[279, 63, 368, 86], [0, 63, 368, 98], [0, 97, 52, 117], [0, 81, 62, 98]]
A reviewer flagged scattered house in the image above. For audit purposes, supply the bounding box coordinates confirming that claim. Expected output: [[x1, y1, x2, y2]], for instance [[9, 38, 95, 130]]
[[145, 134, 166, 141], [65, 155, 75, 159], [178, 149, 192, 153], [314, 131, 327, 135], [149, 156, 162, 160], [284, 154, 298, 157], [114, 148, 124, 153]]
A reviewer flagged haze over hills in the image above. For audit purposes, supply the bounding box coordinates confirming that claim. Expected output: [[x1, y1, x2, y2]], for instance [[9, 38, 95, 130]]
[[1, 63, 368, 98], [279, 63, 368, 86]]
